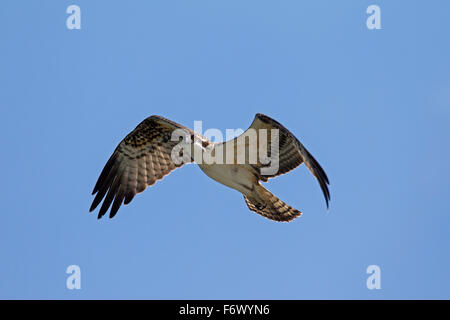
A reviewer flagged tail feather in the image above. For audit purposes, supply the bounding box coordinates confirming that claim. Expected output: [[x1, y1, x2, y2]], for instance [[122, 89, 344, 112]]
[[243, 185, 302, 222]]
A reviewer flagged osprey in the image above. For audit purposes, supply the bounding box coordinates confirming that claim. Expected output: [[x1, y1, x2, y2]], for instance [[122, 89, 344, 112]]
[[90, 113, 330, 222]]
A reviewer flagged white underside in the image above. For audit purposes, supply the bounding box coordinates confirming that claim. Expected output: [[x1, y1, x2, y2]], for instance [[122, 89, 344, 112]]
[[198, 163, 256, 196], [192, 141, 258, 197]]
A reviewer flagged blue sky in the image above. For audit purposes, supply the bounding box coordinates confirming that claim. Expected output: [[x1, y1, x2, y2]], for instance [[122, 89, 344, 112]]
[[1, 1, 449, 299]]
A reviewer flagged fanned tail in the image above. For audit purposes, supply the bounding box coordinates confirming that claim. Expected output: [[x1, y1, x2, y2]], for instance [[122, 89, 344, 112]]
[[243, 184, 302, 222]]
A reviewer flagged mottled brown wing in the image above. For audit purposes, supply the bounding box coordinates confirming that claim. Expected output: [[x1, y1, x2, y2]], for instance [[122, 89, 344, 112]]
[[90, 115, 194, 219], [222, 113, 330, 208]]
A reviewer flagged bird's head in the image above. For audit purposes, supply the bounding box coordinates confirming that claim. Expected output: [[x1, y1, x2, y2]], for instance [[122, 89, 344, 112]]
[[191, 134, 211, 150], [189, 134, 216, 164]]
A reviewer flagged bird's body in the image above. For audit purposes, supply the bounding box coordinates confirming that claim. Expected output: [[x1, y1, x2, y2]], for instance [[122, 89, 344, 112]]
[[90, 113, 330, 222], [199, 163, 256, 195]]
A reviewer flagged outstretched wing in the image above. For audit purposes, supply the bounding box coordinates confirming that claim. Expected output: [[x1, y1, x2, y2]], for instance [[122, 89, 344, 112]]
[[221, 113, 330, 208], [90, 115, 194, 219]]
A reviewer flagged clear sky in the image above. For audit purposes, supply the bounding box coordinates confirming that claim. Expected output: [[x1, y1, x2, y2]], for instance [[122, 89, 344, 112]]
[[1, 0, 449, 299]]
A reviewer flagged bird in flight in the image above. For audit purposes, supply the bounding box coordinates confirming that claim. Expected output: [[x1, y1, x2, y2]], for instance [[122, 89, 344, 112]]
[[90, 113, 330, 222]]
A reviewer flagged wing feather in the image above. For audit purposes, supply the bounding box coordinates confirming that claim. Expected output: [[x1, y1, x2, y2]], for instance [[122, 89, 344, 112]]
[[90, 115, 194, 218], [137, 157, 147, 193], [220, 113, 330, 208], [146, 154, 156, 186]]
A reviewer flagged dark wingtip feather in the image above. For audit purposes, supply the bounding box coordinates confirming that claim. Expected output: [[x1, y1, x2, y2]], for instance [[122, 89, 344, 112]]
[[124, 191, 135, 205], [305, 149, 330, 209], [89, 188, 107, 212], [317, 169, 330, 209], [90, 153, 125, 217], [92, 153, 118, 195], [109, 185, 125, 219], [97, 173, 121, 219]]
